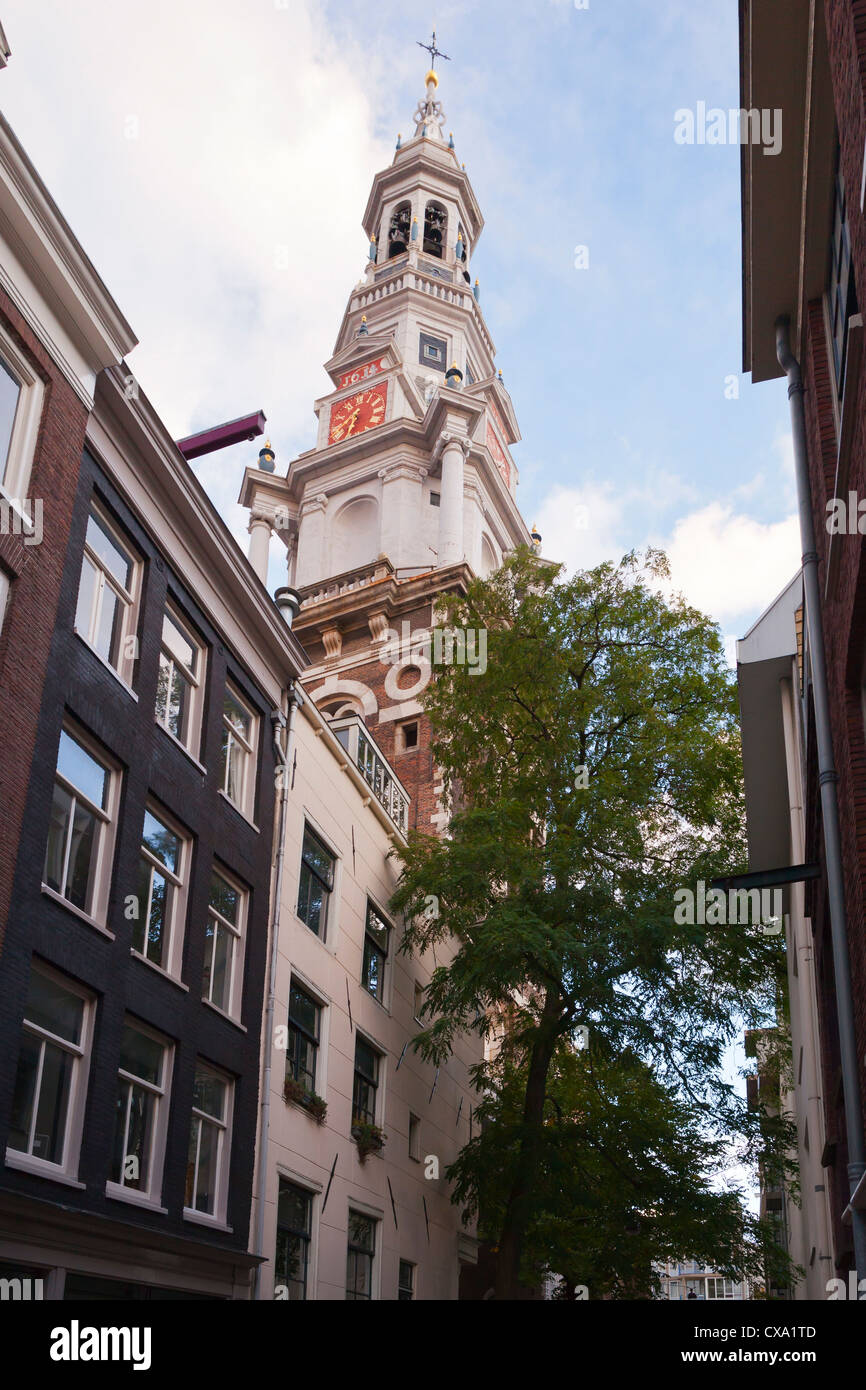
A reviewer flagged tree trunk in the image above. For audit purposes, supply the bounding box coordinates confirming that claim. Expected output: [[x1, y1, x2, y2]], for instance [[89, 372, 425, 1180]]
[[494, 986, 561, 1299]]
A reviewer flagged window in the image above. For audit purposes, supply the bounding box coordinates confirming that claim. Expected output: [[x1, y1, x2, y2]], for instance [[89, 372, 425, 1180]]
[[829, 147, 859, 406], [408, 1112, 421, 1161], [397, 720, 419, 751], [220, 683, 257, 817], [706, 1277, 736, 1300], [429, 491, 440, 507], [202, 868, 247, 1019], [362, 902, 390, 1002], [419, 332, 448, 372], [275, 1180, 313, 1300], [387, 201, 411, 259], [155, 605, 205, 755], [0, 356, 20, 482], [297, 825, 335, 939], [185, 1062, 232, 1221], [286, 980, 321, 1094], [398, 1259, 415, 1301], [0, 333, 44, 498], [133, 805, 189, 978], [423, 200, 447, 259], [7, 964, 93, 1177], [346, 1211, 377, 1300], [108, 1020, 171, 1203], [413, 982, 425, 1022], [43, 725, 119, 924], [352, 1036, 380, 1127], [74, 503, 140, 683]]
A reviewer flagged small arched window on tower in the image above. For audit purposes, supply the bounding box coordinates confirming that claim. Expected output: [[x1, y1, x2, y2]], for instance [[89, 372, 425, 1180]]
[[423, 200, 447, 259], [388, 201, 411, 259]]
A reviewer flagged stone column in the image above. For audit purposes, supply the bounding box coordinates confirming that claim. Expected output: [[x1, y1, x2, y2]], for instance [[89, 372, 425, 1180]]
[[438, 433, 469, 567], [294, 492, 329, 589], [247, 511, 272, 585]]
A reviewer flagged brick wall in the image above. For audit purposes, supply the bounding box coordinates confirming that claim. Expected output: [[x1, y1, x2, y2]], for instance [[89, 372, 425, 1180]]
[[0, 286, 89, 957]]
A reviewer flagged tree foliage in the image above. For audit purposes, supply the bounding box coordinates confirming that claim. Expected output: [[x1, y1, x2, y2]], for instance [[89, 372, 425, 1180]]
[[391, 548, 796, 1297]]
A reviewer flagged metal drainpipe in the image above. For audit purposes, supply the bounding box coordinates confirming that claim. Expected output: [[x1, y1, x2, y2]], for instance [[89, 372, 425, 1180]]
[[776, 316, 866, 1284], [253, 684, 303, 1299]]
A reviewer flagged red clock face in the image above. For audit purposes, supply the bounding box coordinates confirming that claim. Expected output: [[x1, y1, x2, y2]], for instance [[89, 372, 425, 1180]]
[[328, 383, 388, 444], [486, 422, 510, 488]]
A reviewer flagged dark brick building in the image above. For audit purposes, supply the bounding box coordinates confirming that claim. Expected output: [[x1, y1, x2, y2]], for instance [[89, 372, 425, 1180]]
[[0, 100, 309, 1295], [741, 0, 866, 1274]]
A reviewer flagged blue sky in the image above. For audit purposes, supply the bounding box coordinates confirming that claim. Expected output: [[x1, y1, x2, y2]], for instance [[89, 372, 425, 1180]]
[[0, 0, 798, 651]]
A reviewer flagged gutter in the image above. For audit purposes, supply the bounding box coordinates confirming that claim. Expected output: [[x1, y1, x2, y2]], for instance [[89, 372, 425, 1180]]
[[776, 317, 866, 1283], [252, 684, 304, 1299]]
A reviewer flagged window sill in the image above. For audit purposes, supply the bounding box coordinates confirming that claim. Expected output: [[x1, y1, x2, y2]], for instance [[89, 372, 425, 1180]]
[[5, 1149, 86, 1188], [155, 719, 207, 774], [217, 788, 260, 833], [202, 997, 247, 1032], [72, 629, 138, 700], [182, 1208, 232, 1233], [130, 948, 190, 992], [105, 1182, 168, 1214], [41, 885, 115, 939]]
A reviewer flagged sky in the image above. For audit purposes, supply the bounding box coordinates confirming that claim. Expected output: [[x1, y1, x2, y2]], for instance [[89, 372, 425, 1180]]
[[0, 0, 799, 659]]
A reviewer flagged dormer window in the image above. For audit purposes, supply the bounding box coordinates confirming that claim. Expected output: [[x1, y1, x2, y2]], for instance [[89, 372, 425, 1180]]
[[388, 202, 411, 259], [423, 201, 447, 259]]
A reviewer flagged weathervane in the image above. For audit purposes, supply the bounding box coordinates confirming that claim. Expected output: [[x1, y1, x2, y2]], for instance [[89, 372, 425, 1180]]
[[417, 30, 450, 70]]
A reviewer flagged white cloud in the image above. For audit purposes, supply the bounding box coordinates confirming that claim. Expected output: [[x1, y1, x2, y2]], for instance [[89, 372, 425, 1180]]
[[662, 502, 800, 625], [0, 0, 393, 555]]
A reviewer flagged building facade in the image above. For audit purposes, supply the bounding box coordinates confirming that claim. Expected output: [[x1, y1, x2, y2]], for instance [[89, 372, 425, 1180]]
[[740, 0, 866, 1279]]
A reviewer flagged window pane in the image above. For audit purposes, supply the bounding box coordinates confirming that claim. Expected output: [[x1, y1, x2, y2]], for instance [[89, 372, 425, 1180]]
[[365, 904, 389, 951], [93, 582, 123, 667], [224, 689, 251, 743], [0, 356, 20, 482], [363, 939, 384, 999], [275, 1230, 308, 1300], [7, 1032, 40, 1153], [44, 782, 72, 895], [65, 799, 98, 911], [142, 810, 180, 875], [193, 1118, 219, 1213], [123, 1084, 154, 1190], [162, 612, 196, 674], [222, 731, 245, 804], [288, 984, 319, 1038], [32, 1041, 73, 1164], [119, 1023, 163, 1085], [193, 1068, 226, 1121], [75, 555, 98, 639], [355, 1037, 378, 1083], [203, 919, 231, 1011], [278, 1182, 311, 1234], [210, 872, 239, 925], [56, 730, 108, 809], [85, 511, 133, 590], [25, 971, 84, 1044], [168, 666, 190, 740], [301, 828, 334, 888]]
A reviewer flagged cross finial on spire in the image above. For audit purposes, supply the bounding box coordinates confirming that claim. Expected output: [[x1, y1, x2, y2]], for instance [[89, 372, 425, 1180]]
[[417, 29, 450, 69]]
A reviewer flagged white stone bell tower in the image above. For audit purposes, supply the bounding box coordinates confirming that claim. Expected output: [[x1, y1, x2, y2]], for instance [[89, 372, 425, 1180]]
[[239, 61, 532, 596]]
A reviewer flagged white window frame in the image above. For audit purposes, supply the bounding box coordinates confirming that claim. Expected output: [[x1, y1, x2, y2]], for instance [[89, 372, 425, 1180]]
[[73, 500, 141, 687], [42, 722, 122, 930], [219, 681, 258, 819], [105, 1017, 173, 1209], [5, 961, 95, 1183], [361, 898, 391, 1007], [155, 602, 206, 758], [184, 1061, 233, 1227], [0, 326, 45, 506], [202, 864, 247, 1022], [132, 801, 190, 982]]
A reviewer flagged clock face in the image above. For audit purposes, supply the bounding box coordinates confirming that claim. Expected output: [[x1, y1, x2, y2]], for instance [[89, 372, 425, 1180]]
[[486, 422, 510, 488], [328, 384, 388, 444]]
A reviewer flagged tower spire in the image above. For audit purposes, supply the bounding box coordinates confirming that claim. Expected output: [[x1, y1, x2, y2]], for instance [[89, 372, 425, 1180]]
[[411, 32, 450, 142]]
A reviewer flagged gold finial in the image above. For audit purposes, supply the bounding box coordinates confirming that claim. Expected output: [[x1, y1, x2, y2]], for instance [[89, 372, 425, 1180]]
[[425, 68, 439, 87], [264, 438, 271, 450]]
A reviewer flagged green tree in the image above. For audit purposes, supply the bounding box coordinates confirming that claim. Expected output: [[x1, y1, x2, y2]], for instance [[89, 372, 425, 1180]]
[[392, 548, 794, 1298]]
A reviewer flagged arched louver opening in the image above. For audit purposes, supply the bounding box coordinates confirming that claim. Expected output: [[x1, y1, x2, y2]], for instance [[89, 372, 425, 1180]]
[[423, 200, 447, 259], [388, 202, 411, 259]]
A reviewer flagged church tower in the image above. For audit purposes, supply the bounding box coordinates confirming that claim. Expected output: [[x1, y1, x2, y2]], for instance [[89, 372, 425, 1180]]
[[240, 55, 533, 835]]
